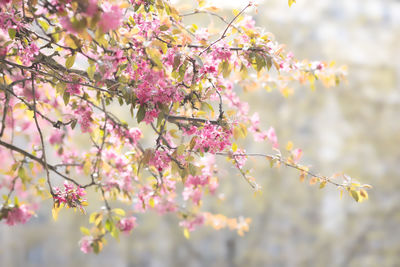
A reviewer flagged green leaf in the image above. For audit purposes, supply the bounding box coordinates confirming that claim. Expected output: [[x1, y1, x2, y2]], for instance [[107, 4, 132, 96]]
[[38, 19, 49, 31], [14, 196, 19, 206], [89, 212, 99, 223], [159, 24, 169, 31], [70, 119, 77, 130], [8, 28, 16, 40], [255, 54, 266, 72], [178, 61, 187, 82], [136, 104, 146, 123], [63, 91, 70, 106], [149, 197, 155, 208], [80, 227, 91, 236], [221, 60, 231, 78], [146, 47, 163, 68], [177, 144, 185, 155], [183, 228, 190, 239], [111, 226, 120, 240], [156, 112, 164, 128], [266, 57, 272, 70], [18, 167, 28, 183], [105, 219, 114, 232], [52, 205, 61, 221], [232, 143, 238, 152], [112, 208, 126, 216], [92, 241, 100, 254], [65, 54, 76, 69], [351, 190, 359, 202], [87, 64, 96, 80], [173, 54, 181, 70]]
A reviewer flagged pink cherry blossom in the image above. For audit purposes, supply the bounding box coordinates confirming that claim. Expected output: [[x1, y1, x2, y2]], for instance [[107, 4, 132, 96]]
[[179, 214, 205, 231], [292, 148, 302, 163], [53, 182, 87, 209], [5, 204, 33, 226], [266, 127, 279, 148], [117, 216, 137, 234], [187, 122, 232, 154], [59, 17, 79, 34], [233, 149, 247, 169], [84, 0, 98, 16], [99, 4, 123, 32], [79, 236, 93, 254], [49, 130, 64, 145], [74, 105, 93, 133], [0, 0, 11, 6]]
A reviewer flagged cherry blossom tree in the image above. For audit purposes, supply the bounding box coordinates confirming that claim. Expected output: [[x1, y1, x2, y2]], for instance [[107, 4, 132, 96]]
[[0, 0, 371, 253]]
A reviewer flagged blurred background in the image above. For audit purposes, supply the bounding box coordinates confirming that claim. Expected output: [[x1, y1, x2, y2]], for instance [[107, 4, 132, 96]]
[[1, 0, 399, 266]]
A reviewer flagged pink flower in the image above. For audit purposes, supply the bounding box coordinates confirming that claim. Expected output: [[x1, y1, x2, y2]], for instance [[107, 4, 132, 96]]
[[74, 105, 93, 133], [185, 175, 209, 187], [143, 108, 159, 124], [59, 17, 79, 34], [126, 127, 142, 144], [233, 149, 247, 169], [79, 236, 93, 254], [99, 4, 123, 32], [266, 127, 279, 148], [292, 148, 302, 163], [49, 130, 64, 145], [179, 215, 205, 231], [0, 0, 11, 6], [183, 186, 202, 205], [195, 28, 209, 41], [53, 182, 87, 209], [84, 0, 98, 16], [5, 204, 33, 226], [117, 216, 137, 234], [66, 81, 81, 95], [20, 43, 39, 65], [249, 113, 268, 142], [211, 45, 232, 61], [253, 131, 268, 142], [240, 16, 256, 29], [149, 150, 171, 172], [187, 123, 232, 154]]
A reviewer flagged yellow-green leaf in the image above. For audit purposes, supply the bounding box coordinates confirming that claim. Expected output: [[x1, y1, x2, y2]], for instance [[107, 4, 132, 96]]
[[80, 226, 91, 236], [183, 228, 190, 239], [38, 19, 49, 31], [350, 190, 360, 202], [112, 208, 126, 216], [87, 64, 96, 80], [149, 197, 155, 208], [146, 47, 163, 68], [65, 54, 76, 69], [8, 28, 16, 40], [232, 143, 238, 152], [52, 206, 61, 221]]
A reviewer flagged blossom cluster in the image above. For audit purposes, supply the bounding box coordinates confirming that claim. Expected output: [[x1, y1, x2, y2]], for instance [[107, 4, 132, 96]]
[[0, 204, 33, 226], [53, 182, 87, 209]]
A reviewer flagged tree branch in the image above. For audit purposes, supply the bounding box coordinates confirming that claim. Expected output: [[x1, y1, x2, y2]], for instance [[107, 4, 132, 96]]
[[0, 139, 82, 187]]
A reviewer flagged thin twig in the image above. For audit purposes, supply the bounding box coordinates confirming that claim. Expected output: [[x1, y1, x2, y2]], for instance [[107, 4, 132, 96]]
[[199, 3, 251, 56], [31, 74, 54, 195]]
